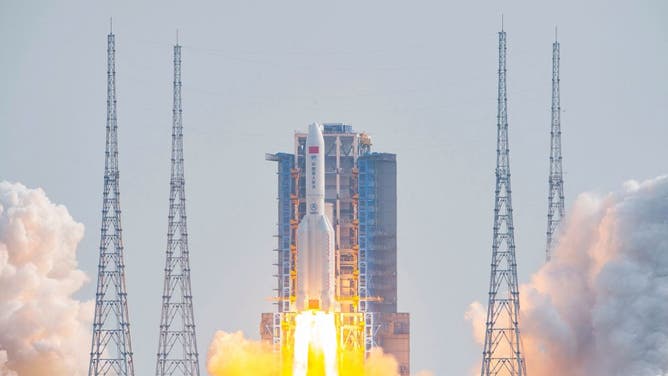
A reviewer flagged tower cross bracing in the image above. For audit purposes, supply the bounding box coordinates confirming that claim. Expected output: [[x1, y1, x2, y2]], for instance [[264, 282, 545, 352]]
[[88, 30, 136, 376], [480, 29, 527, 376], [155, 43, 201, 376], [545, 34, 565, 262]]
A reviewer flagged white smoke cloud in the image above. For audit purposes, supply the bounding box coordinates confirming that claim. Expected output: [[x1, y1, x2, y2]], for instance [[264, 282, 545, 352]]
[[469, 175, 668, 376], [0, 350, 17, 376], [0, 182, 92, 376], [464, 301, 486, 346], [412, 371, 435, 376]]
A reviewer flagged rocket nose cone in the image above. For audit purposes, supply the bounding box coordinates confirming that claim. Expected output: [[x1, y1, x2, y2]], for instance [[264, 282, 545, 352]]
[[306, 123, 325, 148], [308, 123, 322, 140]]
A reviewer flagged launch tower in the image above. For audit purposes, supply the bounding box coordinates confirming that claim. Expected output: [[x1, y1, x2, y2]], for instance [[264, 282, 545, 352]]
[[545, 32, 565, 262], [88, 27, 135, 376], [155, 41, 201, 376], [480, 28, 527, 376]]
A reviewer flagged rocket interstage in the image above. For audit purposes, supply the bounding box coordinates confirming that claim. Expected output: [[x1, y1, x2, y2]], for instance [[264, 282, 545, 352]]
[[296, 123, 337, 313]]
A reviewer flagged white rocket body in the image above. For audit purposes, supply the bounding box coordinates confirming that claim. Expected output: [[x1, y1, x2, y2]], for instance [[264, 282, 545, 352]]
[[296, 123, 336, 312]]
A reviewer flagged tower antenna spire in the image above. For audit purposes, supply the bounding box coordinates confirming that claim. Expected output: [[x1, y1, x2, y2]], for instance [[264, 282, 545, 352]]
[[480, 27, 527, 376], [545, 34, 565, 262], [88, 27, 136, 376], [555, 25, 558, 41], [155, 40, 201, 376]]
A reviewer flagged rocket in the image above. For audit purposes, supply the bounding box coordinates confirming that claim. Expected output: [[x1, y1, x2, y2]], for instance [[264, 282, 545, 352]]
[[296, 123, 336, 312]]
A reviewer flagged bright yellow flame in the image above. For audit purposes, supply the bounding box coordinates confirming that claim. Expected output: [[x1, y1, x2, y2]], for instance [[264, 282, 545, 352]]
[[207, 311, 401, 376], [292, 311, 338, 376]]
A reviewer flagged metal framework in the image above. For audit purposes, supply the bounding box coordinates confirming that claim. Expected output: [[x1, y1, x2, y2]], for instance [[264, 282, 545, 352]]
[[263, 152, 294, 351], [358, 155, 377, 357], [480, 29, 527, 376], [545, 33, 565, 262], [262, 125, 408, 374], [155, 43, 200, 376], [89, 29, 135, 376]]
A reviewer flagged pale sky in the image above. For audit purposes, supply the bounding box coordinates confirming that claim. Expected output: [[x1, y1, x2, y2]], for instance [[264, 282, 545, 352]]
[[1, 1, 667, 374]]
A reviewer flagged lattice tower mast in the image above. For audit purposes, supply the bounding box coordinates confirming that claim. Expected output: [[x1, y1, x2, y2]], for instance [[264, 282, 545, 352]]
[[545, 32, 565, 262], [89, 27, 136, 376], [480, 28, 527, 376], [155, 40, 201, 376]]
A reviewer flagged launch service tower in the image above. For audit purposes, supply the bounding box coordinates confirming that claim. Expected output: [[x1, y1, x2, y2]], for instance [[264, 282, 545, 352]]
[[263, 123, 410, 375]]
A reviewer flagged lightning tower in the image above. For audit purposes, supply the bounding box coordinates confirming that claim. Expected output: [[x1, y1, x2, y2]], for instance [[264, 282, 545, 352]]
[[545, 30, 565, 262], [89, 26, 136, 376], [480, 27, 527, 376], [155, 40, 201, 376]]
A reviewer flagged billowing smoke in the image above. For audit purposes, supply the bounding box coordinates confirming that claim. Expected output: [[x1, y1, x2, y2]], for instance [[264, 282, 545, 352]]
[[0, 350, 17, 376], [0, 182, 92, 375], [206, 330, 406, 376], [468, 176, 668, 376], [207, 331, 279, 376]]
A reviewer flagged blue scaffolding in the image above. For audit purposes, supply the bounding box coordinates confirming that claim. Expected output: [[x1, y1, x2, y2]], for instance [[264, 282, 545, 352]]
[[268, 153, 294, 313], [358, 152, 398, 355], [358, 154, 376, 354]]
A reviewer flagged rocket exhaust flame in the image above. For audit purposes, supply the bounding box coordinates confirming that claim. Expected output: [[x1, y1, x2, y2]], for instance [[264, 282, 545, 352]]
[[293, 311, 338, 376], [206, 329, 402, 376]]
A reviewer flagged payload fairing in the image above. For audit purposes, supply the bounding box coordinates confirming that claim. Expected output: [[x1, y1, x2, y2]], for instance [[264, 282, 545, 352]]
[[295, 123, 337, 312]]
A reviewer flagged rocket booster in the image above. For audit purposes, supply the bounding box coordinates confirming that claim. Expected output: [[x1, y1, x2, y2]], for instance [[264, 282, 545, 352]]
[[296, 123, 336, 312]]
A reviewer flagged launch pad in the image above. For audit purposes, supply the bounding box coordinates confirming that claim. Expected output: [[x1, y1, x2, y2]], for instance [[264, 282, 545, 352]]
[[263, 123, 410, 375], [265, 311, 365, 375]]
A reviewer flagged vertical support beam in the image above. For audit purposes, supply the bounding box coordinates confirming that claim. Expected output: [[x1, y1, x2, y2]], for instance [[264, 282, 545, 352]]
[[265, 152, 296, 351], [155, 41, 201, 376], [545, 32, 565, 262], [89, 28, 136, 376], [480, 28, 527, 376], [358, 155, 380, 358], [335, 135, 342, 251]]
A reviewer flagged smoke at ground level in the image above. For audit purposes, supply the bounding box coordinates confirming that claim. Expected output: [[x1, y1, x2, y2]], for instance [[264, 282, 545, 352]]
[[0, 182, 92, 376], [207, 329, 434, 376], [468, 175, 668, 376]]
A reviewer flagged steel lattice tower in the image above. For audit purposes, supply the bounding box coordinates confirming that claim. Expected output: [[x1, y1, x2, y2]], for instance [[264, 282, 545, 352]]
[[545, 32, 565, 262], [89, 28, 136, 376], [480, 28, 527, 376], [155, 41, 201, 376]]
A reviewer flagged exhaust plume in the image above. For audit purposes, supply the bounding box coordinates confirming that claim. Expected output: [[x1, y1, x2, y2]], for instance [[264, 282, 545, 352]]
[[206, 330, 404, 376], [207, 331, 279, 376], [0, 182, 92, 375], [468, 175, 668, 376]]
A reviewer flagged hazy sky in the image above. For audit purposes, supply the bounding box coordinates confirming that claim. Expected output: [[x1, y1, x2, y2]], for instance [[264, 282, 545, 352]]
[[1, 1, 667, 374]]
